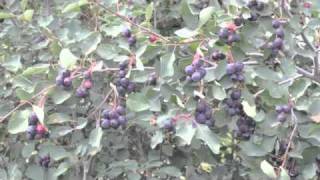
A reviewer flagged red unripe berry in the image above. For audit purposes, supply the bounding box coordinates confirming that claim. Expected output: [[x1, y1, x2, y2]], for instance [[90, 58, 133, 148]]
[[226, 23, 237, 33], [83, 80, 93, 89], [304, 2, 312, 8], [149, 35, 158, 43], [36, 124, 46, 134]]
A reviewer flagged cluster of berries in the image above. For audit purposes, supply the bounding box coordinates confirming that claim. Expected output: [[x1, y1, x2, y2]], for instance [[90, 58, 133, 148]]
[[56, 69, 72, 89], [194, 100, 214, 127], [184, 61, 206, 82], [275, 104, 291, 122], [116, 61, 136, 97], [39, 155, 51, 168], [211, 50, 226, 61], [26, 112, 49, 140], [270, 19, 285, 56], [226, 62, 245, 83], [218, 27, 240, 45], [100, 105, 127, 129], [235, 115, 256, 140], [122, 28, 136, 46], [224, 89, 243, 116], [76, 71, 93, 98], [247, 0, 265, 21]]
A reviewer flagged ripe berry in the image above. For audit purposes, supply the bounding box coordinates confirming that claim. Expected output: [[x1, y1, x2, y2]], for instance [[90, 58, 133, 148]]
[[29, 112, 38, 125], [211, 51, 220, 60], [275, 28, 285, 39], [234, 16, 243, 26], [36, 124, 46, 135], [148, 73, 157, 85], [63, 77, 72, 87], [198, 68, 206, 78], [255, 2, 264, 11], [272, 38, 283, 49], [235, 62, 244, 72], [110, 119, 120, 129], [226, 64, 236, 75], [218, 28, 230, 39], [248, 12, 258, 21], [196, 113, 206, 124], [149, 34, 158, 43], [185, 65, 194, 75], [122, 28, 131, 38], [127, 82, 136, 92], [119, 61, 128, 70], [164, 120, 174, 130], [282, 105, 291, 113], [128, 36, 136, 46], [118, 116, 127, 125], [61, 69, 71, 78], [101, 119, 111, 129], [275, 105, 283, 113], [83, 71, 91, 79], [120, 78, 130, 87], [277, 112, 287, 122], [83, 80, 93, 89], [55, 75, 64, 86], [116, 106, 126, 115], [27, 125, 37, 135], [191, 72, 201, 82], [102, 109, 110, 119], [218, 53, 226, 60], [231, 90, 241, 100], [76, 87, 88, 98], [39, 156, 51, 168], [119, 70, 126, 78], [272, 19, 281, 29]]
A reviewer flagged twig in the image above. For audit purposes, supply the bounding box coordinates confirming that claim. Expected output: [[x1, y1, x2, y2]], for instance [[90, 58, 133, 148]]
[[296, 66, 320, 82], [0, 85, 56, 122], [278, 74, 303, 85], [278, 108, 298, 175], [301, 31, 316, 51], [95, 2, 169, 42], [88, 89, 113, 121], [315, 50, 320, 77]]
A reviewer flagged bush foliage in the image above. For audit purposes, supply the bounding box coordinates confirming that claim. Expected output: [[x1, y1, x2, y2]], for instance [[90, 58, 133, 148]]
[[1, 0, 320, 179]]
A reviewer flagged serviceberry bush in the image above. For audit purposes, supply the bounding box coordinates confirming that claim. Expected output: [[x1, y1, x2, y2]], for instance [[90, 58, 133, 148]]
[[1, 0, 320, 179]]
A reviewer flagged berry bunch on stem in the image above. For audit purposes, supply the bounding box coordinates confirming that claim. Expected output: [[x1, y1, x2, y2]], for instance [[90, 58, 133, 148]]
[[55, 69, 72, 89], [224, 89, 243, 116], [185, 60, 206, 82], [116, 61, 136, 97], [275, 104, 291, 122], [218, 24, 240, 45], [211, 50, 226, 61], [270, 19, 285, 57], [122, 27, 136, 47], [226, 62, 245, 83], [76, 70, 93, 98], [100, 104, 127, 129], [39, 155, 51, 168], [194, 100, 214, 127], [26, 112, 49, 140]]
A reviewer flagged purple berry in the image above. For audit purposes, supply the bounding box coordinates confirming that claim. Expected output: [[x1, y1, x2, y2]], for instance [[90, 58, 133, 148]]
[[198, 68, 206, 78], [235, 62, 244, 72], [76, 87, 88, 98], [196, 113, 206, 124], [102, 109, 110, 119], [272, 19, 281, 29], [118, 116, 127, 125], [255, 2, 264, 11], [120, 78, 130, 87], [275, 105, 283, 113], [119, 70, 126, 78], [108, 111, 118, 119], [248, 12, 258, 21], [122, 28, 131, 38], [101, 119, 111, 129], [27, 125, 37, 135], [127, 82, 135, 92], [234, 16, 243, 26], [248, 0, 257, 8], [191, 72, 202, 82], [116, 106, 126, 115], [164, 120, 173, 130], [128, 36, 136, 46], [197, 101, 206, 112], [119, 61, 128, 70], [211, 51, 220, 60], [218, 28, 230, 39], [61, 69, 71, 78], [272, 38, 283, 49], [83, 71, 91, 79], [237, 74, 245, 82], [228, 108, 237, 116], [55, 75, 64, 86], [29, 112, 38, 125], [117, 86, 126, 96], [231, 90, 241, 100], [63, 77, 72, 87], [276, 28, 285, 39], [185, 65, 195, 75], [110, 119, 120, 129], [218, 53, 226, 60], [277, 112, 287, 122], [226, 64, 236, 75], [282, 105, 291, 114]]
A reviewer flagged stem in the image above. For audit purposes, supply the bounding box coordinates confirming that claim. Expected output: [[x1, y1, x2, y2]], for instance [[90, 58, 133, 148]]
[[315, 50, 320, 77], [301, 31, 316, 51]]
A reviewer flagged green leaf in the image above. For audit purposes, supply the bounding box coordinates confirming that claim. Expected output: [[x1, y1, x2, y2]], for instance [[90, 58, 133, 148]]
[[54, 162, 71, 177], [176, 123, 196, 145], [47, 113, 72, 124], [198, 7, 214, 28], [242, 101, 256, 118], [8, 110, 30, 134], [211, 83, 226, 100], [80, 32, 101, 56], [196, 125, 220, 154], [279, 167, 290, 180], [135, 45, 146, 71], [175, 28, 198, 38], [49, 87, 72, 104], [22, 142, 35, 159], [0, 12, 15, 19], [25, 165, 44, 180], [260, 160, 277, 179], [20, 9, 34, 22], [151, 131, 163, 149], [33, 105, 44, 125], [155, 166, 182, 177], [160, 52, 176, 78], [59, 48, 78, 69], [145, 2, 153, 22], [22, 64, 50, 76], [62, 0, 88, 13], [89, 127, 103, 148], [127, 93, 150, 112], [13, 75, 35, 93], [2, 55, 22, 73]]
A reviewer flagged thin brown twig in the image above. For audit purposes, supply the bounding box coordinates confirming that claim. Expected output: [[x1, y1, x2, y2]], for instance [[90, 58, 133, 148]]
[[95, 2, 170, 42], [0, 84, 56, 122]]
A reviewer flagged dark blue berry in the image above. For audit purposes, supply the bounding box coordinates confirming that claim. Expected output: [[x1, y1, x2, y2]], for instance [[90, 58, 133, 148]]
[[185, 65, 195, 75]]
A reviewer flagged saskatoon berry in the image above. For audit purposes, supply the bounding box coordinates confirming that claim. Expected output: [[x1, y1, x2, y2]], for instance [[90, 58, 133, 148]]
[[27, 125, 37, 136], [110, 119, 120, 129], [108, 111, 118, 119], [101, 119, 111, 129], [102, 109, 110, 119], [227, 34, 240, 44], [29, 112, 38, 125], [119, 70, 126, 78], [218, 28, 230, 39], [122, 28, 131, 38], [248, 12, 258, 21], [163, 120, 174, 130], [272, 19, 281, 29], [271, 49, 279, 57], [277, 112, 287, 122], [235, 62, 244, 72], [119, 61, 128, 70], [282, 105, 291, 113], [76, 87, 88, 98], [120, 78, 130, 87], [191, 72, 202, 82], [196, 113, 207, 124], [231, 90, 241, 100], [226, 64, 236, 75], [127, 82, 136, 92], [275, 105, 283, 113], [63, 77, 72, 87], [234, 16, 243, 26], [237, 74, 245, 82], [128, 36, 136, 46], [218, 53, 226, 60], [211, 51, 220, 60], [228, 108, 237, 116], [83, 80, 93, 89], [116, 106, 126, 115], [192, 60, 202, 68], [55, 75, 64, 86], [275, 28, 285, 39], [198, 68, 206, 77], [61, 69, 71, 78], [36, 124, 46, 135], [117, 86, 126, 96], [118, 116, 127, 125], [39, 156, 51, 168], [272, 38, 283, 49], [185, 65, 195, 75]]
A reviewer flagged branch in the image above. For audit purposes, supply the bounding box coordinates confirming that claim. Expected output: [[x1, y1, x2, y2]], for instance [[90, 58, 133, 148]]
[[0, 85, 56, 123], [301, 31, 316, 51], [315, 50, 320, 77], [95, 2, 170, 42], [278, 108, 298, 176], [296, 66, 320, 82]]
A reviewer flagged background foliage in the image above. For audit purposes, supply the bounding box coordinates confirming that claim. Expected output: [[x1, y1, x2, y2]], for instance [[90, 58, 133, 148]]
[[1, 0, 320, 179]]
